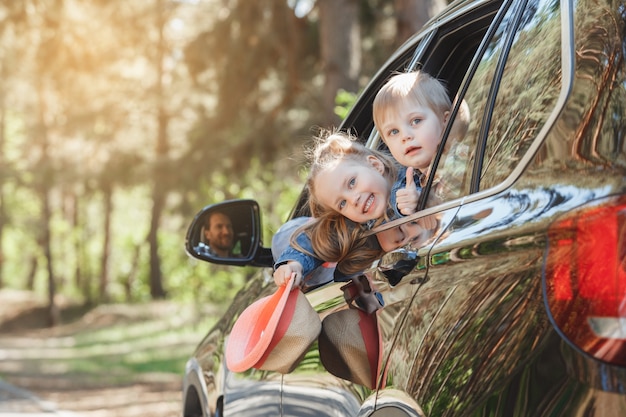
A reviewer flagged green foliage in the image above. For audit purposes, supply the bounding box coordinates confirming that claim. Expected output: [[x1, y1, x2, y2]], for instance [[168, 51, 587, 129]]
[[0, 0, 400, 307], [334, 89, 359, 120]]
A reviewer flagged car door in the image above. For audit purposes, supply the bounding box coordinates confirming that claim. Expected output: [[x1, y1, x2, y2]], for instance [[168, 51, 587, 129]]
[[362, 0, 573, 415]]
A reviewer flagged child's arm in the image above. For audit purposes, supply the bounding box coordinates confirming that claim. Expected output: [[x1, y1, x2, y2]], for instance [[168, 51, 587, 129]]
[[395, 167, 420, 215], [274, 261, 304, 288], [273, 231, 323, 289]]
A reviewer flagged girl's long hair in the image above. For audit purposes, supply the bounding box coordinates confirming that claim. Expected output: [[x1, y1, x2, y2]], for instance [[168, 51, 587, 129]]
[[292, 211, 384, 276]]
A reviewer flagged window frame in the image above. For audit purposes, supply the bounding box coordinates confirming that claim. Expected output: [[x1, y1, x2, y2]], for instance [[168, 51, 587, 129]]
[[443, 0, 574, 207], [372, 0, 574, 237], [290, 0, 574, 230]]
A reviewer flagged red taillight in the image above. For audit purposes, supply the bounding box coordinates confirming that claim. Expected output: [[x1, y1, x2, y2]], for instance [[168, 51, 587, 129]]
[[544, 197, 626, 365]]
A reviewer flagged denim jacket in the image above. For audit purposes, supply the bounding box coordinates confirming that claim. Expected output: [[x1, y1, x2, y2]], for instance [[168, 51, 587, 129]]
[[274, 228, 323, 277]]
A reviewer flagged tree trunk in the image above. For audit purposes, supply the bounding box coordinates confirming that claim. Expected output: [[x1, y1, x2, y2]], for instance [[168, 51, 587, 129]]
[[36, 82, 60, 327], [26, 256, 37, 291], [42, 188, 60, 326], [0, 83, 5, 289], [124, 244, 141, 302], [318, 0, 361, 127], [70, 191, 82, 292], [148, 188, 166, 299], [147, 0, 168, 300], [394, 0, 447, 46], [99, 184, 113, 302]]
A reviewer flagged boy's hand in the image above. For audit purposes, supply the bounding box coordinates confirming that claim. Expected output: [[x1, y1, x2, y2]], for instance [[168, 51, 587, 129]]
[[396, 167, 420, 215], [273, 261, 303, 289]]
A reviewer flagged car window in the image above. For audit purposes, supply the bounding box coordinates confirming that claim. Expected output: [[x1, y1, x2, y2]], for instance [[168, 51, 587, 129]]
[[427, 0, 562, 206], [290, 1, 505, 218], [479, 0, 562, 189]]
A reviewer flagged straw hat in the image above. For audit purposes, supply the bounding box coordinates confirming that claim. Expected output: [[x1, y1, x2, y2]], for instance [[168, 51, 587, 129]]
[[225, 276, 322, 374], [318, 308, 383, 389]]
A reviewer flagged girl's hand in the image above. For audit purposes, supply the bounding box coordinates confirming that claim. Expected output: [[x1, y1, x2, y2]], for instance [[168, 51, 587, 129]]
[[396, 167, 420, 215], [273, 261, 303, 289]]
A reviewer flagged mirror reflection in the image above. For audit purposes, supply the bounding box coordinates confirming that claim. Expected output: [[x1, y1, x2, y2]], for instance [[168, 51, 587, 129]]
[[196, 210, 238, 258], [375, 215, 438, 252], [187, 200, 258, 262]]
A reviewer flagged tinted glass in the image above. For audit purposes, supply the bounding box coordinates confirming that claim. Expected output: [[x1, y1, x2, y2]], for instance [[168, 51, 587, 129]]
[[427, 0, 562, 205], [480, 0, 561, 189]]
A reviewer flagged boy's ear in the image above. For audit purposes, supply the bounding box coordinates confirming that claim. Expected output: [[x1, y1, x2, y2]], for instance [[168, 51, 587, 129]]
[[367, 155, 385, 174], [443, 110, 451, 125]]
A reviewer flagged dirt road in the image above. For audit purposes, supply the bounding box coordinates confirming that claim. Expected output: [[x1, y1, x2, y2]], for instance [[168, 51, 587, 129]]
[[0, 289, 206, 417]]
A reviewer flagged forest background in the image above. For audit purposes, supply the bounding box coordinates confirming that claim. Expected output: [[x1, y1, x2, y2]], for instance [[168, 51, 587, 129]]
[[0, 0, 447, 326]]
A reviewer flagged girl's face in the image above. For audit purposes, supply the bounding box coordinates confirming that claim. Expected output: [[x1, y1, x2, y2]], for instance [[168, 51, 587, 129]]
[[314, 156, 390, 224], [379, 99, 449, 171]]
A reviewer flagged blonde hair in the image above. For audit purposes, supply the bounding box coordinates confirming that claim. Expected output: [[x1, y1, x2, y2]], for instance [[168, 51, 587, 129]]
[[291, 129, 398, 275], [294, 212, 384, 276], [306, 129, 398, 222], [373, 71, 452, 139]]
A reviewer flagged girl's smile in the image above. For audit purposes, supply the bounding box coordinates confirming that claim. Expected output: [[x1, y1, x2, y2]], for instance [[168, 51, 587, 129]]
[[314, 156, 390, 224]]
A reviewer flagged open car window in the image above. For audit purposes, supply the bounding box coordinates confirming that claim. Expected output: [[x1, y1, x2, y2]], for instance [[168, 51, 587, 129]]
[[425, 0, 563, 207], [293, 0, 561, 252], [289, 0, 504, 219]]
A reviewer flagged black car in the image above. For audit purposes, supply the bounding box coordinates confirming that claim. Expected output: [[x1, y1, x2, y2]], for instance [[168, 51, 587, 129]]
[[182, 0, 626, 415]]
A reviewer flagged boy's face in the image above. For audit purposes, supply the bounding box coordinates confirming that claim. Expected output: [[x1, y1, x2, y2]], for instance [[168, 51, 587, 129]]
[[378, 99, 449, 171], [314, 156, 390, 224]]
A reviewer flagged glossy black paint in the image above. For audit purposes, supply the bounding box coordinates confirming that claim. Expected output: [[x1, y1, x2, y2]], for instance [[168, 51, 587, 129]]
[[183, 0, 626, 415]]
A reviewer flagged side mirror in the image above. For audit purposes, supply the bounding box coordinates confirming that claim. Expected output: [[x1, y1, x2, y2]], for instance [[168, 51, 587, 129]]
[[185, 199, 273, 267]]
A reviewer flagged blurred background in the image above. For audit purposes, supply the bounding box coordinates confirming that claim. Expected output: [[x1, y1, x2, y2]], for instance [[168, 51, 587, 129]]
[[0, 1, 450, 414], [0, 0, 447, 322]]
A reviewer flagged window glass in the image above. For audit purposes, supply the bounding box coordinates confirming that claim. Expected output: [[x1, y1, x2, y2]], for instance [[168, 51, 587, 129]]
[[427, 0, 562, 205], [480, 0, 561, 188]]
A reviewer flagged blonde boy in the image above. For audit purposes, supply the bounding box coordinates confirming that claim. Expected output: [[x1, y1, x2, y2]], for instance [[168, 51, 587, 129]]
[[373, 71, 470, 214]]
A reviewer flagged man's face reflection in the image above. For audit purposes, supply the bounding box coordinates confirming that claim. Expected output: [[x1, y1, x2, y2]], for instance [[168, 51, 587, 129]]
[[376, 218, 432, 252], [204, 212, 235, 257]]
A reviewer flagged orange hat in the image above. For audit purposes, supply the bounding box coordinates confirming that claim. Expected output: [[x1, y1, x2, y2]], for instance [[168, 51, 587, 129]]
[[226, 276, 321, 374]]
